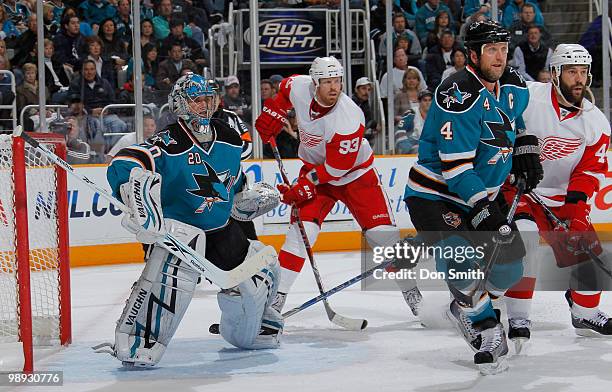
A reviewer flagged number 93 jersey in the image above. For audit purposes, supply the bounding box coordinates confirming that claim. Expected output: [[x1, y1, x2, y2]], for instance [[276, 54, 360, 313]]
[[404, 66, 529, 210], [107, 118, 245, 232]]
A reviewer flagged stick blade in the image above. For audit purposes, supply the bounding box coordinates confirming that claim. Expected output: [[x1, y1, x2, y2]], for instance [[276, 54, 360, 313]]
[[330, 313, 368, 330]]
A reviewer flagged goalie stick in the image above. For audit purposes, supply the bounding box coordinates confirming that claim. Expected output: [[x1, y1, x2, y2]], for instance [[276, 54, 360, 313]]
[[269, 138, 368, 331], [13, 128, 268, 289], [208, 237, 418, 334], [528, 192, 612, 280]]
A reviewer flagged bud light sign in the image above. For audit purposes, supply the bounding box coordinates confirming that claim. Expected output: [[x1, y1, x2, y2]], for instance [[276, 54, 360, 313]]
[[242, 10, 327, 64]]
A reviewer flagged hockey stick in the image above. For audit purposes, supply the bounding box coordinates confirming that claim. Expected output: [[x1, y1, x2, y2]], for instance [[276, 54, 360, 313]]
[[449, 178, 525, 307], [269, 138, 368, 330], [528, 192, 612, 280], [13, 127, 268, 289]]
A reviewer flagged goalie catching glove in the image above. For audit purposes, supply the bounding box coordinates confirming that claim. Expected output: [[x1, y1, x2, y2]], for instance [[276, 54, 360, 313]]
[[231, 182, 281, 221], [119, 167, 166, 244]]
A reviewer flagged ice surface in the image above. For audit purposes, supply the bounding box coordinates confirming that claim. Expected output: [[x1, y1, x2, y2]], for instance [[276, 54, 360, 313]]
[[3, 251, 612, 392]]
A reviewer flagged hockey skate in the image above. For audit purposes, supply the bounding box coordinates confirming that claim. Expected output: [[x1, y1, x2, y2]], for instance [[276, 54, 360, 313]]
[[508, 318, 531, 354], [446, 300, 481, 351], [473, 316, 509, 375], [402, 287, 423, 316], [565, 290, 612, 337]]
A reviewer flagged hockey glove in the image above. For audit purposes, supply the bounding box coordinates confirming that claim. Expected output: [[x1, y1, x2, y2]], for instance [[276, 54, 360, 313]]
[[255, 98, 287, 144], [277, 176, 316, 207], [511, 134, 543, 192], [468, 199, 514, 244], [119, 167, 166, 244], [556, 196, 601, 255]]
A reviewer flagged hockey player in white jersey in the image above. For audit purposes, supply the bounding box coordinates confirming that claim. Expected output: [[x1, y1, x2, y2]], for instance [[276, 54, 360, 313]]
[[254, 56, 422, 317], [502, 44, 612, 349]]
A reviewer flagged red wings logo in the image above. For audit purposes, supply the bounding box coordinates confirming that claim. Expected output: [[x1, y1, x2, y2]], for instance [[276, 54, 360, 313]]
[[300, 131, 323, 148], [539, 136, 582, 162]]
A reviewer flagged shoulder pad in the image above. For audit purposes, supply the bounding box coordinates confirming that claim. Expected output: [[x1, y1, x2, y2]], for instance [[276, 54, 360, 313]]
[[210, 118, 244, 147], [500, 67, 527, 88], [145, 123, 193, 154], [435, 69, 481, 112]]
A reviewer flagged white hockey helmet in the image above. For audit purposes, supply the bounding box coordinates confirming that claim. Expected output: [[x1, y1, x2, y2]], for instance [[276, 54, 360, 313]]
[[550, 43, 592, 86], [309, 56, 344, 86]]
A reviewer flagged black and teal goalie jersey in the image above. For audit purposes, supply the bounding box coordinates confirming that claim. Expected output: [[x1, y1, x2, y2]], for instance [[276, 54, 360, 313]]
[[107, 118, 245, 232], [404, 66, 529, 210]]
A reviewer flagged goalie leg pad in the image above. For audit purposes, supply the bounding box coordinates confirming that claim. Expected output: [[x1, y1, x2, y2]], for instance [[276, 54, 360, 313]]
[[114, 221, 204, 367], [218, 240, 283, 349]]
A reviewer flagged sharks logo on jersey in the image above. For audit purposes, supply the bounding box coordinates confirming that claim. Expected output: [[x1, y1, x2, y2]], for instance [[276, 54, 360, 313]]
[[188, 162, 237, 213], [482, 108, 514, 164], [147, 130, 177, 147], [440, 82, 473, 109]]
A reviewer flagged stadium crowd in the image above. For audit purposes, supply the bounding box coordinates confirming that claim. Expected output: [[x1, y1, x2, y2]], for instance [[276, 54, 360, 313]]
[[0, 0, 605, 162]]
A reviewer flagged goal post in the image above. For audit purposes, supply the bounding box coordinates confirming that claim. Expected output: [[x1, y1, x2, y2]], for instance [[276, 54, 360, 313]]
[[0, 133, 71, 372]]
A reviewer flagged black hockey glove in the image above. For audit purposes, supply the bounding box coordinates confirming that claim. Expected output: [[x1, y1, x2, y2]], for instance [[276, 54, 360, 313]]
[[468, 199, 514, 245], [512, 134, 543, 192]]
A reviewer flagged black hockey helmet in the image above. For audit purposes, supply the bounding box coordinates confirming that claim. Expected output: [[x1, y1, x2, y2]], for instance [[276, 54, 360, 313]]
[[465, 20, 510, 55]]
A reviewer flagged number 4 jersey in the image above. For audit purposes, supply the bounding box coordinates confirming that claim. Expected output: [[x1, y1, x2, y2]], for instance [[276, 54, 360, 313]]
[[276, 75, 373, 186], [524, 81, 610, 206], [404, 66, 529, 210]]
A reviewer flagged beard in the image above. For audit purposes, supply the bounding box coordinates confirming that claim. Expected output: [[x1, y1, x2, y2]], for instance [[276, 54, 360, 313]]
[[559, 79, 586, 105], [480, 64, 504, 83]]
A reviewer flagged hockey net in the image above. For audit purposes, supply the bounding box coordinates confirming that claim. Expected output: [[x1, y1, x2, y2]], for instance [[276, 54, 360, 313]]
[[0, 133, 71, 372]]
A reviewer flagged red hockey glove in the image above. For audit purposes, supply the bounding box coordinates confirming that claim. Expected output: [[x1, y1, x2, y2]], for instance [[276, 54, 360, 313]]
[[255, 98, 286, 144], [277, 177, 316, 206], [556, 200, 601, 255]]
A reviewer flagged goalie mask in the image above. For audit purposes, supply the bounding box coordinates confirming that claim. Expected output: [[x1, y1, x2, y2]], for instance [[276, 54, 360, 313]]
[[169, 73, 220, 138]]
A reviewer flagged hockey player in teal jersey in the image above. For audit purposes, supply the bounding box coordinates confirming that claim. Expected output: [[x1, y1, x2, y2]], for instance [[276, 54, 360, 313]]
[[102, 74, 283, 368], [404, 21, 543, 373]]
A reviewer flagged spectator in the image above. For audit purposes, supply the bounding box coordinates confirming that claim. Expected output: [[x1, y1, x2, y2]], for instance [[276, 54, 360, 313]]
[[0, 56, 15, 130], [509, 3, 551, 53], [61, 7, 94, 37], [425, 29, 460, 89], [155, 42, 197, 91], [537, 69, 551, 83], [379, 13, 422, 64], [261, 79, 275, 101], [83, 35, 117, 88], [395, 108, 417, 154], [269, 74, 283, 92], [16, 63, 45, 124], [68, 59, 127, 149], [139, 18, 157, 48], [223, 75, 251, 122], [511, 24, 552, 81], [49, 0, 65, 25], [425, 10, 452, 50], [0, 5, 21, 42], [62, 115, 93, 164], [394, 68, 424, 123], [441, 46, 466, 81], [579, 14, 607, 87], [10, 13, 37, 68], [114, 0, 132, 45], [106, 114, 157, 161], [52, 13, 85, 72], [152, 0, 192, 40], [159, 17, 206, 67], [43, 39, 71, 104], [351, 76, 378, 144], [415, 0, 453, 46], [43, 3, 60, 37], [0, 39, 6, 60], [459, 11, 487, 45], [463, 0, 491, 19], [380, 47, 426, 98], [502, 0, 543, 29], [2, 0, 30, 28], [98, 18, 128, 65], [413, 89, 432, 142], [78, 0, 117, 30], [394, 0, 418, 29], [127, 42, 158, 87]]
